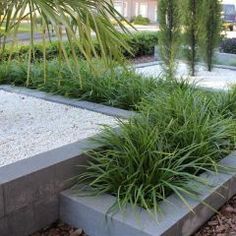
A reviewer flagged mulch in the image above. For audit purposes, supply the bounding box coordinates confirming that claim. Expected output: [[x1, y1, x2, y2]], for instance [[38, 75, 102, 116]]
[[195, 195, 236, 235], [30, 221, 86, 236]]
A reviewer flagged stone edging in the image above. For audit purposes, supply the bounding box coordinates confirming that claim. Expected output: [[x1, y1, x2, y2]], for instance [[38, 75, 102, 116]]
[[0, 85, 135, 119], [60, 151, 236, 236], [133, 60, 236, 71]]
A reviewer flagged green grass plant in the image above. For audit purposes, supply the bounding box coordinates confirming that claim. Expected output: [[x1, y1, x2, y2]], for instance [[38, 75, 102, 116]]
[[0, 59, 158, 110], [75, 83, 236, 214]]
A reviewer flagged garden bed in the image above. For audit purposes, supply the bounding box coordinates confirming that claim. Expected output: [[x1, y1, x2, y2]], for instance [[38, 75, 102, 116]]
[[0, 88, 132, 236], [60, 151, 236, 236], [0, 89, 117, 167]]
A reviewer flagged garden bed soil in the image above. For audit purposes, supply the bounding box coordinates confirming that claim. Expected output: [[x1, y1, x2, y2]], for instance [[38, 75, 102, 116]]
[[30, 221, 85, 236], [0, 90, 117, 167], [195, 194, 236, 235]]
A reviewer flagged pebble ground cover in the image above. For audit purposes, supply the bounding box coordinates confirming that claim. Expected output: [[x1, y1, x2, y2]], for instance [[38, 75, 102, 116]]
[[0, 90, 117, 167]]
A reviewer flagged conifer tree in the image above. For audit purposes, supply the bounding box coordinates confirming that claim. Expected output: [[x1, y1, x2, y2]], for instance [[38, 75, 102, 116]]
[[158, 0, 181, 78], [182, 0, 201, 76], [200, 0, 222, 71]]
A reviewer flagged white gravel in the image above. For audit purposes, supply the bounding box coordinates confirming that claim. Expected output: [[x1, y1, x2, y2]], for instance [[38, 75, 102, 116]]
[[136, 62, 236, 90], [0, 90, 117, 167]]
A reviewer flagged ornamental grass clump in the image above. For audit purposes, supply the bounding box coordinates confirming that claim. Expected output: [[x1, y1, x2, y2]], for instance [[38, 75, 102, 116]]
[[76, 85, 236, 213], [0, 59, 158, 110]]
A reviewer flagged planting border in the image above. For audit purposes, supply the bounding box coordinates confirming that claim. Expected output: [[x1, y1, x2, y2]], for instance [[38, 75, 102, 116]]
[[144, 52, 236, 71], [134, 60, 236, 71], [0, 87, 132, 236], [0, 85, 135, 119], [60, 151, 236, 236]]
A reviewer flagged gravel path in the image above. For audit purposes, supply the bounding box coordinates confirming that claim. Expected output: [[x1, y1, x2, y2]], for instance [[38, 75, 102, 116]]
[[136, 62, 236, 90], [0, 90, 117, 167]]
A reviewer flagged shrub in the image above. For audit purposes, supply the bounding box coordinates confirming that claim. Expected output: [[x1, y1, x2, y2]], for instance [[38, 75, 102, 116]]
[[0, 32, 159, 61], [124, 31, 159, 58], [0, 59, 159, 110], [76, 84, 236, 213], [220, 38, 236, 54], [131, 15, 151, 25]]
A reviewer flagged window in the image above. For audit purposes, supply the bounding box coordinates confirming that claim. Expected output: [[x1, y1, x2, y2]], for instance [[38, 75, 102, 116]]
[[114, 1, 128, 17], [135, 2, 139, 16], [135, 2, 148, 17], [139, 3, 148, 17], [155, 6, 158, 22], [123, 2, 128, 17], [114, 1, 123, 15]]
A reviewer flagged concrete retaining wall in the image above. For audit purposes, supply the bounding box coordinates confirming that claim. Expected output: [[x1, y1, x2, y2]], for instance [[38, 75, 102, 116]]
[[215, 52, 236, 67], [0, 138, 100, 236], [0, 86, 133, 236]]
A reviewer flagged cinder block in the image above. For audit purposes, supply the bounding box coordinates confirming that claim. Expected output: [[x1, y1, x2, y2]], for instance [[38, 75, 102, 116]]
[[7, 205, 35, 236], [3, 176, 36, 215], [33, 197, 59, 230], [0, 185, 4, 218], [54, 154, 90, 193], [0, 217, 9, 236], [3, 166, 55, 215]]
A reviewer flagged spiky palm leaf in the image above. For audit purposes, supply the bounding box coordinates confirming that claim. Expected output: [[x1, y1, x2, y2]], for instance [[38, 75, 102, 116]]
[[0, 0, 131, 85]]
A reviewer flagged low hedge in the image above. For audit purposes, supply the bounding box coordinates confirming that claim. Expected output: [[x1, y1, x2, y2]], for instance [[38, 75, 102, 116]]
[[131, 15, 151, 25], [220, 38, 236, 54], [0, 31, 159, 61]]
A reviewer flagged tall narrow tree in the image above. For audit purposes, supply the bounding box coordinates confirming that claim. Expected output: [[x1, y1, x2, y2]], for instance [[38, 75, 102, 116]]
[[200, 0, 222, 71], [158, 0, 181, 78], [182, 0, 201, 76]]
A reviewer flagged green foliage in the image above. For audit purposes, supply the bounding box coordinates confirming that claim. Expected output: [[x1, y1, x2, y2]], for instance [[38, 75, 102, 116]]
[[0, 59, 158, 110], [220, 38, 236, 54], [76, 84, 236, 213], [0, 32, 159, 61], [199, 0, 222, 71], [0, 0, 131, 65], [158, 0, 181, 78], [125, 32, 159, 58], [131, 15, 151, 25], [181, 0, 201, 76]]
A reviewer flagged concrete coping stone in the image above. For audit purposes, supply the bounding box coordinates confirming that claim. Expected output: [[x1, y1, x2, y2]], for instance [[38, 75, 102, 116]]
[[60, 151, 236, 236], [0, 136, 100, 184], [134, 60, 236, 71], [0, 85, 135, 119]]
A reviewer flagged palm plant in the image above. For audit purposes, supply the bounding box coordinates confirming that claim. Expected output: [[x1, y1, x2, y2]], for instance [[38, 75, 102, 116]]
[[0, 0, 131, 86]]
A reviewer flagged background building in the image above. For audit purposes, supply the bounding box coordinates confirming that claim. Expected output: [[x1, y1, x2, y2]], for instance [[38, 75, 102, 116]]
[[113, 0, 158, 23]]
